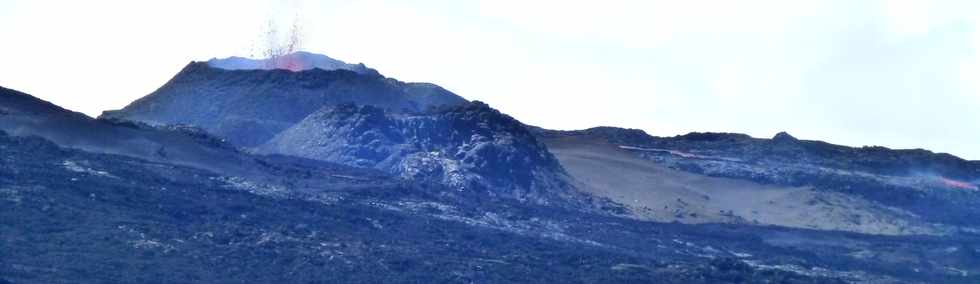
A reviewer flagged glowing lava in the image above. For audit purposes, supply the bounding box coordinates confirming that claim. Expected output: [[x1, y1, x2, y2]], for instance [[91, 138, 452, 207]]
[[939, 177, 979, 190], [277, 55, 304, 72]]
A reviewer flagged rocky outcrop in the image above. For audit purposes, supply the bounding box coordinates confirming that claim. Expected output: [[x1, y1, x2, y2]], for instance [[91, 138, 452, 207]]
[[260, 102, 572, 204]]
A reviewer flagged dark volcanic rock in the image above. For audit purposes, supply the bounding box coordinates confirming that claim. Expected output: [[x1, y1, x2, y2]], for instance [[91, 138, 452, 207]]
[[5, 83, 980, 282], [5, 129, 976, 283], [260, 101, 573, 204]]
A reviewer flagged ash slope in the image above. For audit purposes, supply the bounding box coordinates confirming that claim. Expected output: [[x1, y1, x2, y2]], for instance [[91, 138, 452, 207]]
[[0, 86, 252, 175], [535, 127, 980, 235]]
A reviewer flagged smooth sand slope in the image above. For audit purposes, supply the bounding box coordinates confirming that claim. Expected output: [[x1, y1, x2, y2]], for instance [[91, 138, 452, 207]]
[[542, 135, 942, 235]]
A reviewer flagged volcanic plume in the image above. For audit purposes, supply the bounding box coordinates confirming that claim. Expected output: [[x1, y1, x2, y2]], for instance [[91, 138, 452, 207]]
[[261, 18, 304, 71]]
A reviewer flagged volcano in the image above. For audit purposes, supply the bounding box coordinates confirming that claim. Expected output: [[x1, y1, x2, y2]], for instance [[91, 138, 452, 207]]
[[3, 52, 980, 283]]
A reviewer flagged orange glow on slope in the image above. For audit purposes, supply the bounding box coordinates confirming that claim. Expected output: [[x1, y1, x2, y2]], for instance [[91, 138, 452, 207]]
[[279, 56, 304, 72], [939, 177, 978, 190]]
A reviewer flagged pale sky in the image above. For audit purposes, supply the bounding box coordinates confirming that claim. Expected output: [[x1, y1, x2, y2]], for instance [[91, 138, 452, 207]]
[[1, 0, 978, 159]]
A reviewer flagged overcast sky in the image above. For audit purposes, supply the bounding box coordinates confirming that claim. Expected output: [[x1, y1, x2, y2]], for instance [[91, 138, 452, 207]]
[[1, 0, 978, 159]]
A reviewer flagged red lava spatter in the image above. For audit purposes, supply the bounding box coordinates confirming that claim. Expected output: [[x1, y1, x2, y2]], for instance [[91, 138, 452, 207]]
[[279, 56, 304, 72]]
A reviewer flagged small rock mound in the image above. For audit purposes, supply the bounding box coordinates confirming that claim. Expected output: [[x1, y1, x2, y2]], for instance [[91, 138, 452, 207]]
[[772, 131, 799, 142]]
